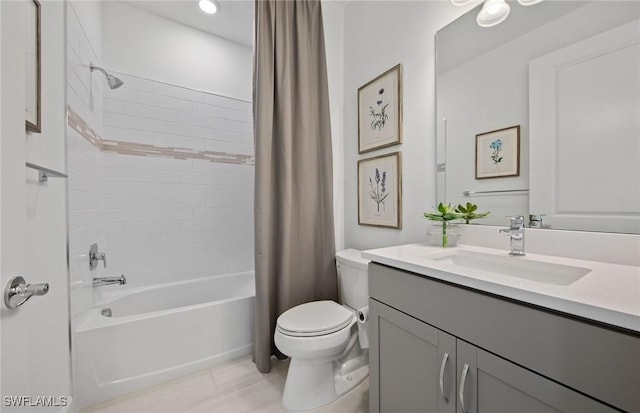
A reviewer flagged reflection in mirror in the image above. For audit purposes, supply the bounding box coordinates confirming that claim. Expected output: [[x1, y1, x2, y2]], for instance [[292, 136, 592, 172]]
[[436, 1, 640, 233]]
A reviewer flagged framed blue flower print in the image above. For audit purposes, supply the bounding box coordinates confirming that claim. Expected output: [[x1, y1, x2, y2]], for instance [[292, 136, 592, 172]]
[[475, 125, 520, 179]]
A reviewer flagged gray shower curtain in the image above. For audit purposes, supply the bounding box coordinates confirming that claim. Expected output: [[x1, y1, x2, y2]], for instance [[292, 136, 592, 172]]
[[252, 0, 338, 374]]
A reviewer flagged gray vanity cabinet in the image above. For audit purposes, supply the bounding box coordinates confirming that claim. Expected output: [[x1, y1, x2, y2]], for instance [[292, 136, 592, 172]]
[[369, 300, 614, 413], [369, 299, 456, 413], [455, 340, 615, 413], [369, 263, 632, 413]]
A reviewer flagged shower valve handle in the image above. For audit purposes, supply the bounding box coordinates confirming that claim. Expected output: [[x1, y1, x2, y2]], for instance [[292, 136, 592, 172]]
[[95, 252, 107, 268], [89, 243, 107, 269]]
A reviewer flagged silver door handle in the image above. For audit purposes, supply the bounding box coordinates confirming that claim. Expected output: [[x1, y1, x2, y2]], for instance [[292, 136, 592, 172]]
[[439, 352, 449, 403], [4, 276, 49, 309], [459, 363, 470, 413]]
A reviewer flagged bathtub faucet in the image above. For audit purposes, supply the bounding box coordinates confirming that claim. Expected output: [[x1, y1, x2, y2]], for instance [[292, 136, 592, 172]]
[[93, 275, 127, 288]]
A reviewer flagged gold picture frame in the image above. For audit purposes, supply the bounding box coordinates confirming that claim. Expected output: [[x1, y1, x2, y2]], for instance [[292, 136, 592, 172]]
[[358, 152, 402, 229], [357, 64, 402, 154], [25, 0, 41, 133]]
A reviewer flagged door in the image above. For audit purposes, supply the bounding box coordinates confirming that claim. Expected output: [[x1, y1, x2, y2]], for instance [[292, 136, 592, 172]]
[[370, 299, 456, 413], [529, 19, 640, 234], [456, 340, 616, 413], [1, 1, 71, 412]]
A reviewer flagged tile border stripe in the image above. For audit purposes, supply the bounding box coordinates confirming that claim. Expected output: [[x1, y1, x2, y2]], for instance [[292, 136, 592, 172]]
[[66, 106, 255, 166]]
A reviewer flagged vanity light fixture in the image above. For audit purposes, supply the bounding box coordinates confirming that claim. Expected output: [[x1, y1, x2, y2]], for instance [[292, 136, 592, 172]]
[[199, 0, 220, 15], [477, 0, 510, 27], [451, 0, 477, 6], [452, 0, 543, 28], [517, 0, 543, 5]]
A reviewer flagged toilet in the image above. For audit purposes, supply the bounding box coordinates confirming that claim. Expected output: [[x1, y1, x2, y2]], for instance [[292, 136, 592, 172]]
[[274, 249, 370, 411]]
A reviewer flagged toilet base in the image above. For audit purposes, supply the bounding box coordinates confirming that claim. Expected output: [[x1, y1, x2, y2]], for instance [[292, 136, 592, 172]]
[[282, 353, 369, 411], [282, 357, 336, 411]]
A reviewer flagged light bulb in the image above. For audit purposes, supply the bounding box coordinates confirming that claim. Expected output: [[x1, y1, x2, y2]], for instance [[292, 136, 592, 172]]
[[199, 0, 218, 15], [487, 4, 501, 14], [518, 0, 543, 5], [477, 0, 510, 28], [451, 0, 477, 5]]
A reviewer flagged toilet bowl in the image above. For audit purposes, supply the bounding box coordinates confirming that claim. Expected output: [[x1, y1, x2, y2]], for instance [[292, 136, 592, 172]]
[[274, 249, 370, 411]]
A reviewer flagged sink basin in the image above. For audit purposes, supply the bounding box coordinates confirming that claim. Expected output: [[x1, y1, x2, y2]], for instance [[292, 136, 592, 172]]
[[424, 250, 591, 286]]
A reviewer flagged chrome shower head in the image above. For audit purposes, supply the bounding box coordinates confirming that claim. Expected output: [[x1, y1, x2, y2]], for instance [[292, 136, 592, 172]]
[[106, 74, 124, 89], [89, 63, 124, 90]]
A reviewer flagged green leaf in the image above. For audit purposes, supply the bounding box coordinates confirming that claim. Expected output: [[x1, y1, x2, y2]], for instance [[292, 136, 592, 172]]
[[424, 202, 462, 223], [452, 202, 490, 223]]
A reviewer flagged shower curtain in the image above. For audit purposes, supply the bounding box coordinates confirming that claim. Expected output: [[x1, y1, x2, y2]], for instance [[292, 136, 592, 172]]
[[252, 0, 338, 374]]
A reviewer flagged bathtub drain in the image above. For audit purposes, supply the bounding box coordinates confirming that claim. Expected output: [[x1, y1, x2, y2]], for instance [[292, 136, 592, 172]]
[[101, 308, 112, 317]]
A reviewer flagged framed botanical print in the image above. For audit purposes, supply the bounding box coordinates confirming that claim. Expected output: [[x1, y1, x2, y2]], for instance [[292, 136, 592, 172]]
[[358, 152, 402, 229], [476, 125, 520, 179], [358, 64, 402, 154]]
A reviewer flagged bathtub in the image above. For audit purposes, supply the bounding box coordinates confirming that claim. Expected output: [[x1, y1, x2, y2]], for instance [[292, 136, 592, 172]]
[[75, 271, 255, 409]]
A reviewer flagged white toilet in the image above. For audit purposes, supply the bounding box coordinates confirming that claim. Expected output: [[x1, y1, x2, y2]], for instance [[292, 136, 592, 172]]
[[274, 249, 370, 411]]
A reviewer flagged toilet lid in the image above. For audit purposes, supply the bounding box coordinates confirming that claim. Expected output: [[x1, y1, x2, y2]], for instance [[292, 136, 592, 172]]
[[277, 300, 354, 337]]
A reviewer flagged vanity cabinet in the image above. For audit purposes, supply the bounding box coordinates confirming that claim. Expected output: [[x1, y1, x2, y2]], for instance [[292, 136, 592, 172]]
[[369, 263, 639, 413], [371, 299, 456, 413]]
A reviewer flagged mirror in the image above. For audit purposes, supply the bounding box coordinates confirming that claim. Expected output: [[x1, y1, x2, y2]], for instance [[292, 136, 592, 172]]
[[436, 1, 640, 234]]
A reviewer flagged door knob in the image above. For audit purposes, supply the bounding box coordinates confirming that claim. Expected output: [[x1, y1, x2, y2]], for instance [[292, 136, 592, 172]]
[[4, 276, 49, 309]]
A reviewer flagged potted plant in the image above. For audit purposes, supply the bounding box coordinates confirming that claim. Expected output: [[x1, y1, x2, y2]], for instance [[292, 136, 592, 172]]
[[423, 203, 462, 247], [455, 202, 490, 224]]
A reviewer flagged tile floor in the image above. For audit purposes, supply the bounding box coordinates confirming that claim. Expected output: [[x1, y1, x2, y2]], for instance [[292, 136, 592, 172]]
[[82, 356, 369, 413]]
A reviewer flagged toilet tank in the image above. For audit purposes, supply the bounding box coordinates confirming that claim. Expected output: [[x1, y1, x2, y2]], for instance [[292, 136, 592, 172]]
[[336, 249, 370, 310]]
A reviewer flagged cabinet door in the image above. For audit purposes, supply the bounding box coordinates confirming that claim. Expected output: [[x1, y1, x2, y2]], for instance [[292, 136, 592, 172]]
[[456, 340, 616, 413], [370, 299, 456, 413]]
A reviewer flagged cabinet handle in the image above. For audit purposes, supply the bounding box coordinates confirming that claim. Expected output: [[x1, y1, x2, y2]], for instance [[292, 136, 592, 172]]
[[459, 363, 470, 413], [439, 352, 449, 403]]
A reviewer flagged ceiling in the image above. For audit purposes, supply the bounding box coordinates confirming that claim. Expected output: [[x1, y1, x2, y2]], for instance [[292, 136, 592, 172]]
[[123, 0, 254, 47]]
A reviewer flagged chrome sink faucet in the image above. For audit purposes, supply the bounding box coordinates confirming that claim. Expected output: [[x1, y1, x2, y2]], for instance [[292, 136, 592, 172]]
[[499, 216, 526, 256], [93, 275, 127, 287]]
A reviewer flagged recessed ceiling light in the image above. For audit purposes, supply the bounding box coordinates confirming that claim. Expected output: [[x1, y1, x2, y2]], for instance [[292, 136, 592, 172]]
[[199, 0, 219, 15]]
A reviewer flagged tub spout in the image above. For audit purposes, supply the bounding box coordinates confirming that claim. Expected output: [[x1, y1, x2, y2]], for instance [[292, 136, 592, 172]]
[[93, 275, 127, 288]]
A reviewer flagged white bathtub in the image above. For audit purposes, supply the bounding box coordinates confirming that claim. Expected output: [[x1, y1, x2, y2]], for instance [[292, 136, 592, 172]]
[[75, 271, 255, 409]]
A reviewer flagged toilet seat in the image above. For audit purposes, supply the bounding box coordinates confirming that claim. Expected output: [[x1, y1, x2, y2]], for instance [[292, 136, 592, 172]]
[[277, 300, 354, 337]]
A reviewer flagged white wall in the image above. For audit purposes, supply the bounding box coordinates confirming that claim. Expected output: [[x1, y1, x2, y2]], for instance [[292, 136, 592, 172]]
[[102, 2, 253, 101], [67, 0, 102, 60], [343, 1, 472, 250]]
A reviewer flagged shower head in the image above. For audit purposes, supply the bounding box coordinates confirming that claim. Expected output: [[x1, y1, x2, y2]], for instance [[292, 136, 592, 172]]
[[89, 63, 124, 89]]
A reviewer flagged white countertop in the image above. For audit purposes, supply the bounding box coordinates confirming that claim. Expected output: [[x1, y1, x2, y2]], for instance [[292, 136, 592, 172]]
[[362, 243, 640, 333]]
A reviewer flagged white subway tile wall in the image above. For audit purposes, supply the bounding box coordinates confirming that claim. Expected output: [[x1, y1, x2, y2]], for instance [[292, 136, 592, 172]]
[[66, 2, 105, 334], [67, 2, 254, 331], [101, 73, 254, 286], [103, 72, 254, 154]]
